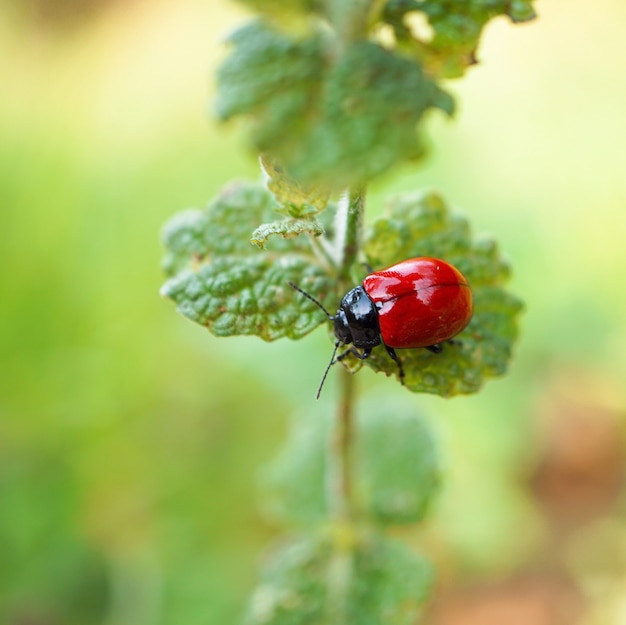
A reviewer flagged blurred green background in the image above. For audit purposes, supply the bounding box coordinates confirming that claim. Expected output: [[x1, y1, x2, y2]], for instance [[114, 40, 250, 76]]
[[1, 1, 625, 624]]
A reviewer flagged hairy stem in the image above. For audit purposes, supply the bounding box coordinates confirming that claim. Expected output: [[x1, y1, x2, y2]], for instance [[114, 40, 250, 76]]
[[328, 366, 357, 522], [326, 368, 356, 624], [338, 365, 356, 519], [328, 187, 364, 523], [339, 187, 365, 284], [325, 188, 364, 624]]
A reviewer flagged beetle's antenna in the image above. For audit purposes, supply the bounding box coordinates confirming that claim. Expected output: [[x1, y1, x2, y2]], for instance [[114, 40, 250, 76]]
[[288, 281, 333, 319], [316, 341, 340, 400], [288, 281, 338, 399]]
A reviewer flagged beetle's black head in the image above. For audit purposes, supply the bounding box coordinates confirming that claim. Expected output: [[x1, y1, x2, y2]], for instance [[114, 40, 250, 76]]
[[334, 286, 381, 349], [288, 280, 382, 399], [333, 308, 351, 344]]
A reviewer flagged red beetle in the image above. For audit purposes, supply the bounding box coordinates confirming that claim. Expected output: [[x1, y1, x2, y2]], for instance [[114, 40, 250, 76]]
[[290, 257, 473, 397]]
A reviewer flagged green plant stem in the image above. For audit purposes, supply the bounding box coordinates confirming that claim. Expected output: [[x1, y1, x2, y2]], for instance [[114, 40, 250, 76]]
[[330, 189, 365, 512], [325, 0, 383, 46], [326, 367, 356, 624], [325, 371, 355, 625], [328, 187, 364, 524], [309, 232, 338, 273], [331, 366, 356, 522], [339, 187, 365, 284], [325, 188, 364, 624]]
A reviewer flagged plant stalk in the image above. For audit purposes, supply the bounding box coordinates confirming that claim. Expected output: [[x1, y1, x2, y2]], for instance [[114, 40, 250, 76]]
[[328, 365, 357, 524], [325, 188, 364, 624], [339, 187, 365, 284], [335, 365, 356, 522], [328, 187, 364, 524]]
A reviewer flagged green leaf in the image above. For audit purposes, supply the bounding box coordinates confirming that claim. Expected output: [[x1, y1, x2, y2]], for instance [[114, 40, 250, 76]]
[[160, 208, 212, 277], [245, 535, 328, 625], [259, 410, 328, 527], [160, 182, 335, 341], [250, 219, 325, 249], [244, 533, 433, 625], [356, 397, 439, 525], [260, 398, 439, 527], [215, 21, 327, 153], [161, 181, 278, 275], [285, 41, 454, 188], [383, 0, 537, 78], [360, 190, 523, 396], [261, 154, 330, 217], [347, 536, 433, 625], [216, 22, 453, 191], [216, 6, 534, 188]]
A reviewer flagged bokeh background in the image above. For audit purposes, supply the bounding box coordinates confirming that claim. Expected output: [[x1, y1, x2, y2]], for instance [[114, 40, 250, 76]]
[[1, 1, 625, 623]]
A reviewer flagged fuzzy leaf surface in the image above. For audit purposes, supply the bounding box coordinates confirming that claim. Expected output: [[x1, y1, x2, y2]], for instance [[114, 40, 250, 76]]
[[244, 533, 433, 625], [260, 399, 439, 527], [215, 21, 327, 156], [216, 22, 453, 191], [161, 182, 334, 341], [228, 1, 535, 81], [251, 219, 325, 249], [285, 41, 454, 188], [360, 191, 523, 396]]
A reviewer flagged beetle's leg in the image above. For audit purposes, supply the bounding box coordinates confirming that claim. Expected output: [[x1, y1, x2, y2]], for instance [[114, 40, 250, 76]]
[[337, 345, 405, 386], [337, 346, 372, 362], [426, 340, 462, 354], [425, 344, 443, 354], [384, 345, 405, 385]]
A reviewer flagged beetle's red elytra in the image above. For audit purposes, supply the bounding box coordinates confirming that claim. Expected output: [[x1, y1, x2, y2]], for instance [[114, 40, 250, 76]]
[[363, 257, 472, 349], [289, 257, 473, 398]]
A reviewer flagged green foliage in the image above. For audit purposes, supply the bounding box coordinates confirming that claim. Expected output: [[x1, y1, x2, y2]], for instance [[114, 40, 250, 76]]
[[357, 191, 523, 396], [260, 398, 439, 527], [250, 218, 325, 249], [345, 536, 433, 625], [216, 21, 454, 191], [161, 182, 335, 341], [217, 1, 535, 188], [161, 184, 522, 397], [383, 0, 536, 78], [216, 21, 327, 158], [356, 398, 440, 525], [244, 533, 433, 625], [159, 2, 533, 623], [259, 410, 328, 526], [260, 155, 330, 216]]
